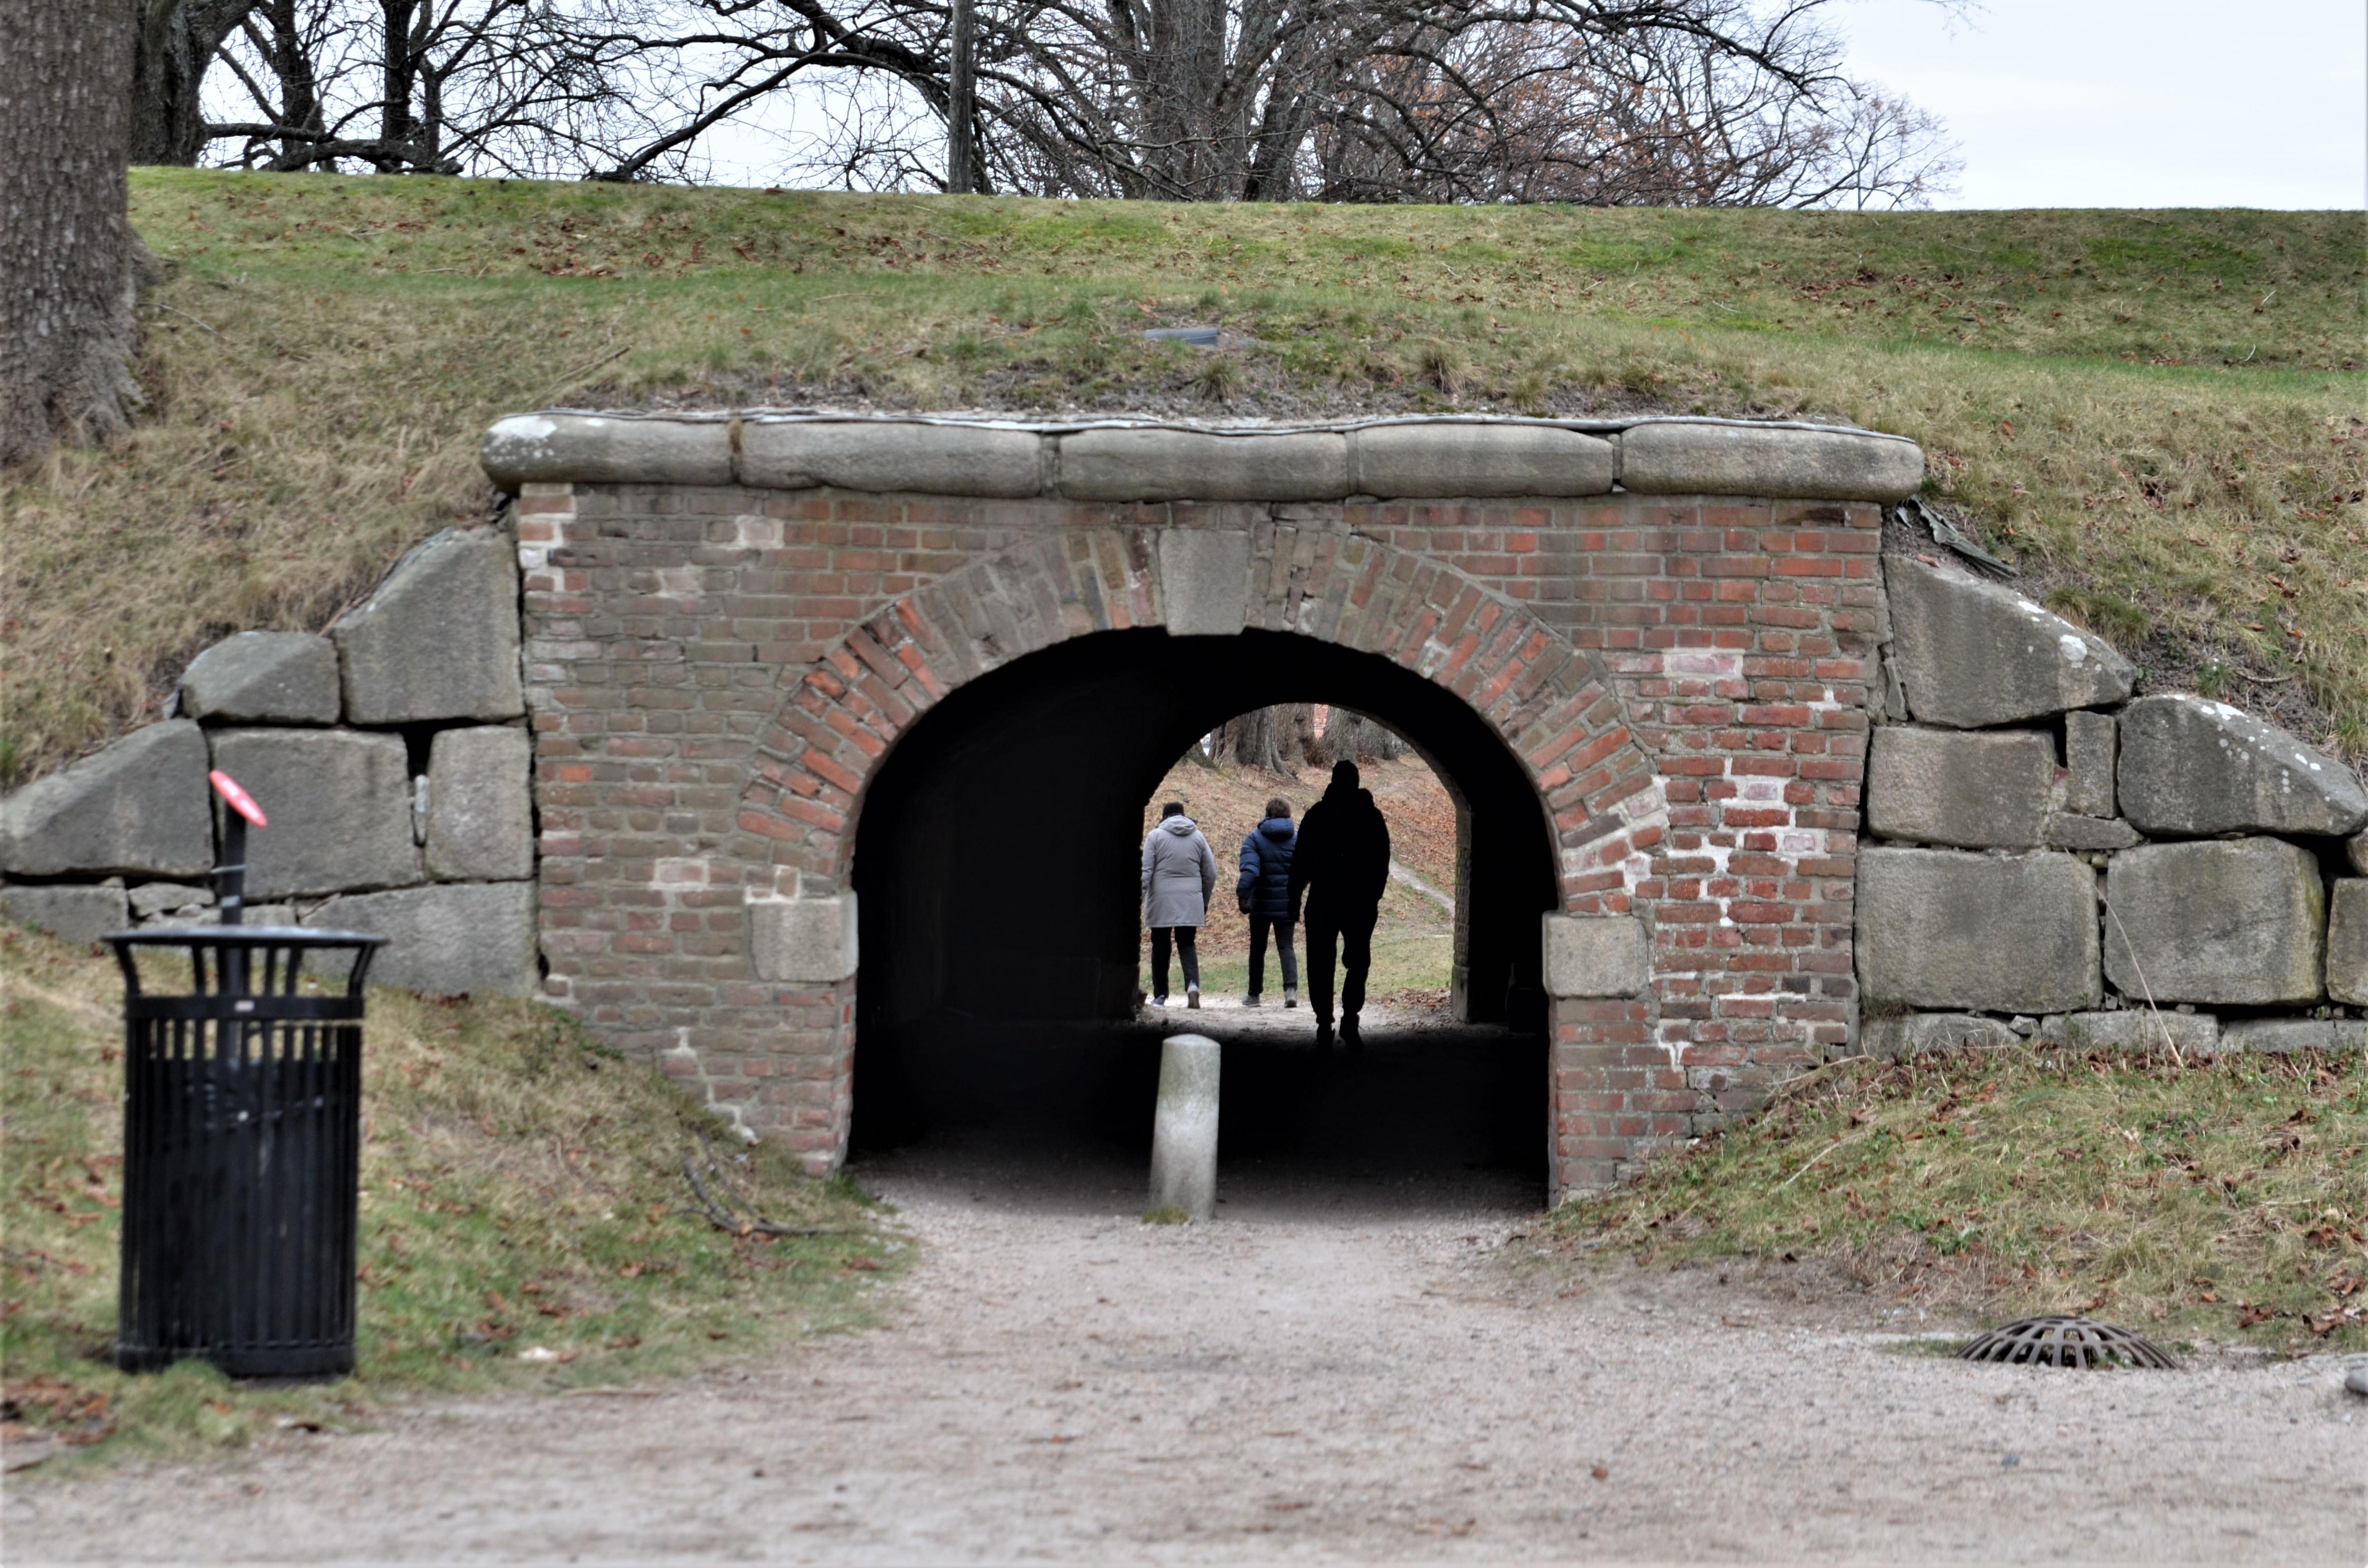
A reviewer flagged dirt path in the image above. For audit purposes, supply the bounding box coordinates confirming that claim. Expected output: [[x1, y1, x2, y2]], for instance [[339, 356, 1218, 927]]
[[10, 1141, 2365, 1564]]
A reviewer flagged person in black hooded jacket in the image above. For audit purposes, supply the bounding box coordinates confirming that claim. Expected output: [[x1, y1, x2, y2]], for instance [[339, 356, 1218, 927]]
[[1288, 760, 1391, 1047], [1236, 796, 1298, 1009]]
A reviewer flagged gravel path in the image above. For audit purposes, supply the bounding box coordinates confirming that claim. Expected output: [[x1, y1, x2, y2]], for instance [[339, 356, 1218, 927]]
[[10, 1132, 2365, 1564]]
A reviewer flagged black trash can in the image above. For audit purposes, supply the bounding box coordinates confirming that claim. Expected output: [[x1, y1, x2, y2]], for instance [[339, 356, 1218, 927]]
[[106, 925, 386, 1378]]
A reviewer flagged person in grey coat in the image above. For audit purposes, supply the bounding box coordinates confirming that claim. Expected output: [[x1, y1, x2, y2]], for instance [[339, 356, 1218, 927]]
[[1141, 801, 1218, 1008]]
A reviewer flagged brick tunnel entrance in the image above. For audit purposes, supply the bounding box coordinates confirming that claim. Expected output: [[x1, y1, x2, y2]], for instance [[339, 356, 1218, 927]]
[[845, 627, 1558, 1203], [503, 411, 1914, 1194]]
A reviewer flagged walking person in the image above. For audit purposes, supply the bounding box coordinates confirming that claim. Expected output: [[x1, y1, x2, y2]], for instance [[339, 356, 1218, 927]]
[[1141, 801, 1218, 1009], [1288, 760, 1391, 1047], [1236, 797, 1299, 1009]]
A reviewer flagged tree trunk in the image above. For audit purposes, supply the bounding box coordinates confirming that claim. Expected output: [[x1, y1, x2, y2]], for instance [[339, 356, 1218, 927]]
[[1, 0, 143, 465], [259, 0, 325, 171], [1213, 704, 1319, 773], [131, 0, 258, 164], [1328, 710, 1405, 764]]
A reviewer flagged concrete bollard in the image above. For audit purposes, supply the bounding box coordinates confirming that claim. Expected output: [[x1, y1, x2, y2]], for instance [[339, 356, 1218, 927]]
[[1148, 1034, 1220, 1220]]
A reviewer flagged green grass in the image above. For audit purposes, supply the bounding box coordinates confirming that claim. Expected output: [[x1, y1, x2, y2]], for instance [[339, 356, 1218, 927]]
[[1, 171, 2362, 784], [0, 922, 900, 1469], [1552, 1044, 2368, 1353]]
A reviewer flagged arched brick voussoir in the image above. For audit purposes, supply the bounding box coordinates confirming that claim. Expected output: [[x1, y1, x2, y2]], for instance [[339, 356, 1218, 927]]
[[734, 526, 1663, 894]]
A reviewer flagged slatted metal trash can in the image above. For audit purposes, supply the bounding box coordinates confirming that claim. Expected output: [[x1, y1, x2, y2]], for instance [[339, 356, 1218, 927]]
[[106, 925, 386, 1377]]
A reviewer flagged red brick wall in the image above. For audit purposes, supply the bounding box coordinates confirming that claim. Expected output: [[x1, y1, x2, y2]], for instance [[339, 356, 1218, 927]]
[[516, 481, 1883, 1191]]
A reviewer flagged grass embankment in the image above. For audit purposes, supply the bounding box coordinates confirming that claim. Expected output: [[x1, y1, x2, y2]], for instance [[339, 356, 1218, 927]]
[[2, 171, 2362, 784], [1140, 748, 1458, 1002], [0, 923, 898, 1468], [1554, 1045, 2368, 1354]]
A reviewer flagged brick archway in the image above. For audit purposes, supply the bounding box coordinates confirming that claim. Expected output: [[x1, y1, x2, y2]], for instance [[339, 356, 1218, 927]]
[[514, 428, 1888, 1194], [733, 524, 1665, 912]]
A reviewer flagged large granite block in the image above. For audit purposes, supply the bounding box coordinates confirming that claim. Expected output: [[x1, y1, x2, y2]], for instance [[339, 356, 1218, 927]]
[[1158, 530, 1252, 636], [750, 894, 857, 984], [1858, 1012, 2019, 1058], [1856, 848, 2099, 1014], [1865, 727, 2054, 848], [2328, 879, 2367, 1008], [2117, 695, 2368, 837], [2062, 710, 2117, 820], [0, 722, 213, 879], [333, 528, 524, 725], [208, 729, 422, 899], [2103, 837, 2324, 1005], [2034, 1010, 2220, 1056], [1, 884, 130, 944], [1882, 555, 2134, 728], [1542, 915, 1648, 997], [178, 631, 341, 724], [308, 881, 538, 996], [425, 727, 533, 881]]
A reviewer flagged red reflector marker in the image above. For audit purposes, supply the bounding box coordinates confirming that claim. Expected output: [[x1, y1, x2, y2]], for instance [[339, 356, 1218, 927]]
[[209, 769, 267, 828]]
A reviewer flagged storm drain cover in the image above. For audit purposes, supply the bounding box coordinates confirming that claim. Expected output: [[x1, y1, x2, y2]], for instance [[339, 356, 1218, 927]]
[[1958, 1315, 2180, 1369]]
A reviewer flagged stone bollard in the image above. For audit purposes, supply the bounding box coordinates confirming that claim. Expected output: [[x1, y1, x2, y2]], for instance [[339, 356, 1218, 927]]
[[1148, 1034, 1220, 1220]]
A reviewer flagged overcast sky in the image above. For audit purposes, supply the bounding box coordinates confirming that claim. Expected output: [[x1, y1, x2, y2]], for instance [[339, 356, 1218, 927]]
[[1834, 0, 2368, 208], [702, 0, 2368, 209]]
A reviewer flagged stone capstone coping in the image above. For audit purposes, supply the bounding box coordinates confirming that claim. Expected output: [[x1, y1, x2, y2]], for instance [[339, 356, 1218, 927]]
[[478, 411, 1923, 504], [1617, 419, 1922, 501]]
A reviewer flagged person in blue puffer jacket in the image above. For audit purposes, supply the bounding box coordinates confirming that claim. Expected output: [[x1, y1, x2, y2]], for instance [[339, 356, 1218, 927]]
[[1236, 797, 1298, 1009]]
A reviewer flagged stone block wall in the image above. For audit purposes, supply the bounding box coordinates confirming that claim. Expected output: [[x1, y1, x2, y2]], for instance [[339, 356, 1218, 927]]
[[1856, 552, 2368, 1058], [0, 529, 540, 997]]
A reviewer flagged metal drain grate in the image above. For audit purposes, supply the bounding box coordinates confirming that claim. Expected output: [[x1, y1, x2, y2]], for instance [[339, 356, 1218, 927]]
[[1958, 1316, 2180, 1369]]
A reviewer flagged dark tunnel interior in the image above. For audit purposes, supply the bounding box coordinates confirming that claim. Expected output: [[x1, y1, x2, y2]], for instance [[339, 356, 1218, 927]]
[[846, 628, 1558, 1199]]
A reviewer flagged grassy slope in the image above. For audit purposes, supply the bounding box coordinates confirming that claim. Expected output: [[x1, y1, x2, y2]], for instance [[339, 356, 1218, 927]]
[[1, 923, 897, 1467], [1553, 1044, 2368, 1354], [0, 171, 2361, 783]]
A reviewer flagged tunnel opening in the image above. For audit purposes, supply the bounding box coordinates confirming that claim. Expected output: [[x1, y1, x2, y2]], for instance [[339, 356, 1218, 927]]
[[847, 627, 1558, 1209]]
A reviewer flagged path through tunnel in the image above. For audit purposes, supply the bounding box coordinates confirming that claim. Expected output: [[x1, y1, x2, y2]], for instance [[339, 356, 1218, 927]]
[[847, 628, 1558, 1212]]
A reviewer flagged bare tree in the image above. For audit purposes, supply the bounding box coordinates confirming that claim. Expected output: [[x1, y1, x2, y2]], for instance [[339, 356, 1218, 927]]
[[206, 0, 675, 175], [134, 0, 262, 164], [175, 0, 1954, 205], [2, 0, 146, 464]]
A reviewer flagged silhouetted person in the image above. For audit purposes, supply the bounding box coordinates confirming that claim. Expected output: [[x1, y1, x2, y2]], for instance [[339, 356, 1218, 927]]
[[1236, 796, 1298, 1009], [1289, 760, 1390, 1047], [1142, 801, 1217, 1009]]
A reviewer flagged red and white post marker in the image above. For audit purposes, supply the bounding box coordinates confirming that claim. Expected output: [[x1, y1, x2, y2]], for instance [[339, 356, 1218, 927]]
[[207, 770, 266, 925]]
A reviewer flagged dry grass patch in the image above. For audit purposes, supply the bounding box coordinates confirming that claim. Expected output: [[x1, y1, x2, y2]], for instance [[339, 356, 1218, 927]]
[[1550, 1044, 2368, 1353], [1, 922, 898, 1470]]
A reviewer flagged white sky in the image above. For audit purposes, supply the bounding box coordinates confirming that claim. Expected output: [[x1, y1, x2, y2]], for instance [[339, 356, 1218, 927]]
[[1833, 0, 2368, 208]]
